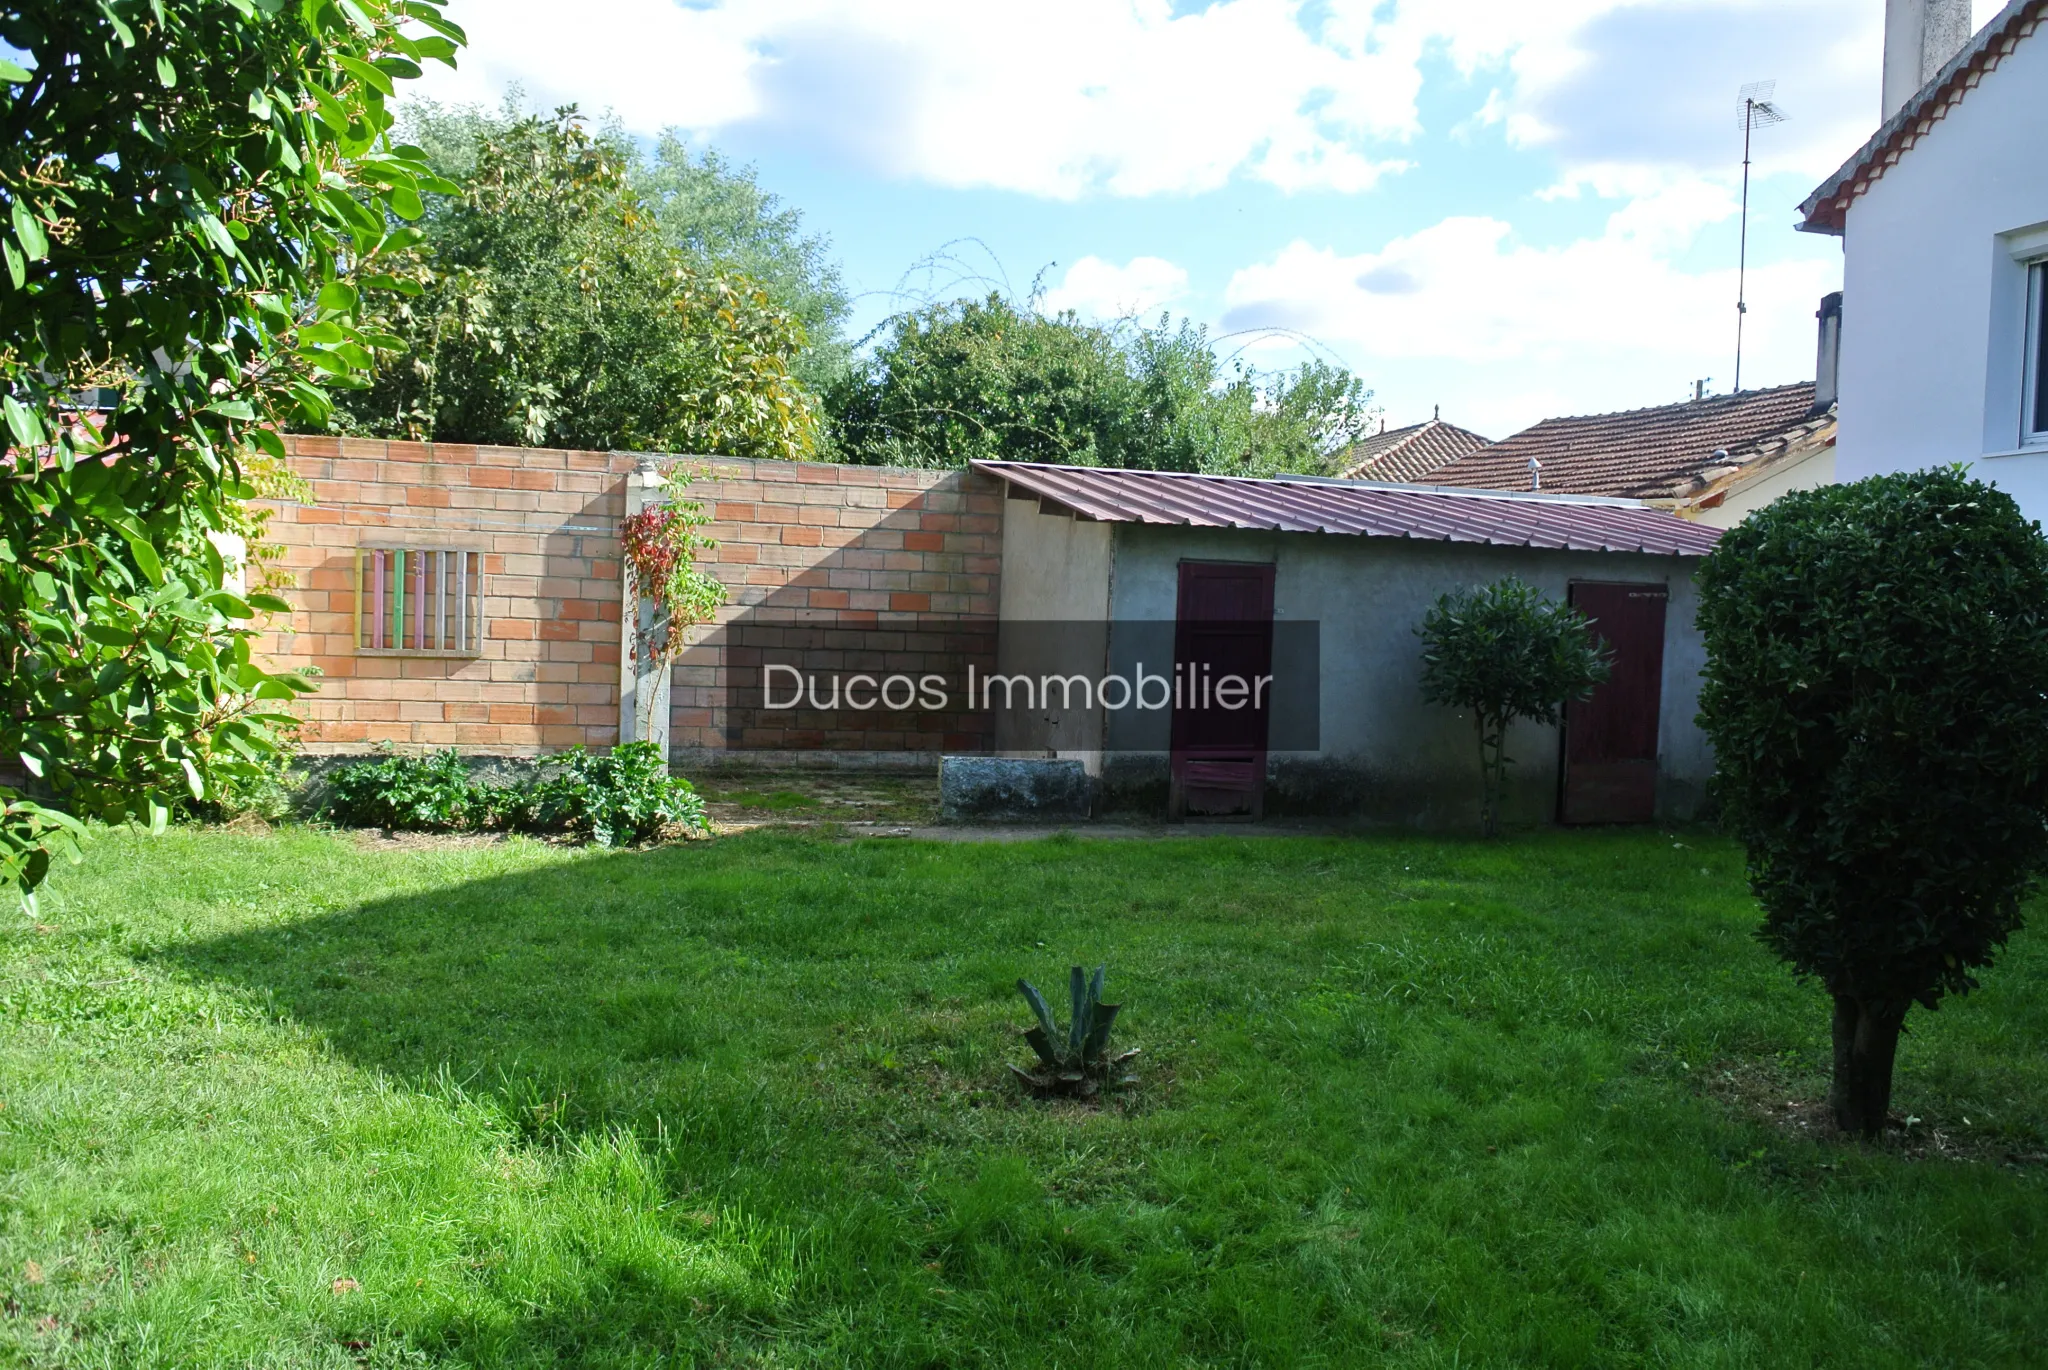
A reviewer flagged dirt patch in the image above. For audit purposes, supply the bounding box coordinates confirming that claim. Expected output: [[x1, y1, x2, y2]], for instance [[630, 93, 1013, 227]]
[[696, 771, 940, 833], [346, 828, 522, 852], [1700, 1057, 2048, 1168]]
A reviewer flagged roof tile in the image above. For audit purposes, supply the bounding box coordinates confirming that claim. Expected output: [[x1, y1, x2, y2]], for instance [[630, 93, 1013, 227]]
[[1337, 418, 1493, 484], [1420, 383, 1821, 498]]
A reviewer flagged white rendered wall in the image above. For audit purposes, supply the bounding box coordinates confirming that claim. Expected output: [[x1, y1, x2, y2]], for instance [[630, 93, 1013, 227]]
[[1694, 444, 1837, 529], [1834, 28, 2048, 518]]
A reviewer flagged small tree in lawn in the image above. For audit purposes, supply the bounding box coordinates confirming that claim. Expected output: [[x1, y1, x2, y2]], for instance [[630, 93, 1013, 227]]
[[1418, 576, 1611, 836], [1696, 467, 2048, 1139], [619, 470, 727, 741]]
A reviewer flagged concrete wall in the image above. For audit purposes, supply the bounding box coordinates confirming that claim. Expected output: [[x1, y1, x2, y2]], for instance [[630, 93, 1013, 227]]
[[1095, 523, 1712, 826], [992, 494, 1115, 764], [1835, 21, 2048, 518]]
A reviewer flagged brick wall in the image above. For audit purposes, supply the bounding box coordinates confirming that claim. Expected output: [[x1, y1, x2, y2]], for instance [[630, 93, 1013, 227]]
[[266, 436, 634, 755], [672, 457, 1003, 758], [264, 439, 1003, 761]]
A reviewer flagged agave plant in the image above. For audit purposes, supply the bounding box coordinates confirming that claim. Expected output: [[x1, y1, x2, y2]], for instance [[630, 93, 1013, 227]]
[[1010, 964, 1139, 1097]]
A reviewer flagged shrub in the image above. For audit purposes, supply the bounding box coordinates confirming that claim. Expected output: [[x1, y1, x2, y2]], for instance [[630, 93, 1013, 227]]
[[323, 743, 708, 846], [1417, 576, 1612, 835], [502, 743, 709, 847], [1695, 467, 2048, 1137], [324, 749, 483, 832]]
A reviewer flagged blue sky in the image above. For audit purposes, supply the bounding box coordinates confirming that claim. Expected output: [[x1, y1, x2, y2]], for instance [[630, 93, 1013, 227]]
[[410, 0, 2000, 438]]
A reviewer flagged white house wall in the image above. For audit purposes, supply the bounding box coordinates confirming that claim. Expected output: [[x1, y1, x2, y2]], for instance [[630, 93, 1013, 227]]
[[1835, 27, 2048, 514], [1096, 523, 1713, 826]]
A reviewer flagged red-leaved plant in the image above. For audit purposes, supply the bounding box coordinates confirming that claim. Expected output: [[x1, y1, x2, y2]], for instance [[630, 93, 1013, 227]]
[[620, 469, 726, 737]]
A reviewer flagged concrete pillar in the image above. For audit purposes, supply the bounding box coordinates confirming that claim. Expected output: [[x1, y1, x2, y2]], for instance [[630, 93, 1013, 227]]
[[617, 457, 671, 760], [1883, 0, 1973, 121]]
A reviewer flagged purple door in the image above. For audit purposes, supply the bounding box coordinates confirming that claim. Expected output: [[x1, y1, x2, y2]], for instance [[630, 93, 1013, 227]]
[[1560, 581, 1668, 825], [1170, 561, 1275, 819]]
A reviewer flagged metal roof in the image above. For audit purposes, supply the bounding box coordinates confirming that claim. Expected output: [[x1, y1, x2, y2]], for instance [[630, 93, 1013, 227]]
[[972, 461, 1723, 557]]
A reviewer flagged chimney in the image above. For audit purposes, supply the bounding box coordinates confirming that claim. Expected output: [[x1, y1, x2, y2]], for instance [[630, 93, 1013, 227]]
[[1883, 0, 1973, 120], [1813, 291, 1843, 412]]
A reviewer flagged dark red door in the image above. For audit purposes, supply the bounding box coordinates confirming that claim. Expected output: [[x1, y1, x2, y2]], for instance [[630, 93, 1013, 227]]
[[1560, 581, 1668, 825], [1170, 561, 1275, 819]]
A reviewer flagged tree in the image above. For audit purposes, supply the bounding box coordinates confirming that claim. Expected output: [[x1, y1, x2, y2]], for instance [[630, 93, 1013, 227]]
[[635, 131, 851, 394], [1695, 468, 2048, 1138], [824, 293, 1132, 468], [330, 105, 822, 460], [0, 0, 460, 907], [1418, 577, 1611, 837], [824, 296, 1375, 474]]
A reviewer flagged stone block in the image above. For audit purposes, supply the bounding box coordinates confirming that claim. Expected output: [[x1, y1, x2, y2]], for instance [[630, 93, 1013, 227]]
[[939, 755, 1092, 822]]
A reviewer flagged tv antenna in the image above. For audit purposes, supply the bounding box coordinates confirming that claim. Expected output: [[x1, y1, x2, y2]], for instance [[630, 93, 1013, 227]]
[[1734, 81, 1787, 393]]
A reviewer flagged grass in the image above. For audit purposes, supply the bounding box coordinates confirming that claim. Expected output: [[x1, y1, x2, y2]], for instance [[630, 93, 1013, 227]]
[[2, 824, 2045, 1367]]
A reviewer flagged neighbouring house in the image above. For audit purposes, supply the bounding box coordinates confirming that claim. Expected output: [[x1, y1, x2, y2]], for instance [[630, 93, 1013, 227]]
[[1415, 376, 1838, 528], [261, 438, 1721, 827], [1336, 410, 1492, 483], [977, 461, 1720, 826], [1799, 0, 2048, 515]]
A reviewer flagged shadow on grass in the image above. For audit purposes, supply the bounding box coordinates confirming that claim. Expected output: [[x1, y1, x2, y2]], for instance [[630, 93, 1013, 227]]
[[140, 827, 2048, 1366]]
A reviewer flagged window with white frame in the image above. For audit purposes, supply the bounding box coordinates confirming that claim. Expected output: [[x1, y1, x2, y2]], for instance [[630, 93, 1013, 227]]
[[354, 546, 485, 656], [2027, 259, 2048, 448]]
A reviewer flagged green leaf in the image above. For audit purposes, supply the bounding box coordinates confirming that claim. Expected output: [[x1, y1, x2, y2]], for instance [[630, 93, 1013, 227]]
[[156, 54, 177, 88], [18, 751, 43, 778], [180, 756, 205, 801], [11, 201, 49, 261], [316, 280, 359, 314], [337, 0, 376, 35], [248, 592, 293, 613], [82, 623, 135, 648], [388, 184, 423, 220], [147, 800, 168, 836], [126, 536, 166, 587], [198, 214, 239, 258], [3, 394, 46, 447], [3, 237, 21, 289], [248, 87, 273, 119], [0, 58, 32, 82], [335, 54, 394, 95]]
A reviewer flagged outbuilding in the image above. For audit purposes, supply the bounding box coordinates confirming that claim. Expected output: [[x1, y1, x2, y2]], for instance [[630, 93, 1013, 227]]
[[976, 460, 1722, 827]]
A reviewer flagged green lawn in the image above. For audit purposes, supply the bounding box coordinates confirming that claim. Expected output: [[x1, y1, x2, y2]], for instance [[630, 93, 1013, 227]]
[[2, 825, 2044, 1367]]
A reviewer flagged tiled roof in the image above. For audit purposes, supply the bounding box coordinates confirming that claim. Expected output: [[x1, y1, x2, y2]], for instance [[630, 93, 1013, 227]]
[[1421, 383, 1822, 499], [973, 461, 1721, 557], [1336, 418, 1492, 484], [1799, 0, 2046, 234]]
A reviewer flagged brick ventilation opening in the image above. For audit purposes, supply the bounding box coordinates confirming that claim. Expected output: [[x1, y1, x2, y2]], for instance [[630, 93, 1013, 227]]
[[355, 546, 485, 656]]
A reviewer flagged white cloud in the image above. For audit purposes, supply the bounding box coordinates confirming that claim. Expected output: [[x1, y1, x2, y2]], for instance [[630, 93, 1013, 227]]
[[1223, 210, 1840, 434], [1040, 256, 1190, 320], [415, 0, 1427, 198]]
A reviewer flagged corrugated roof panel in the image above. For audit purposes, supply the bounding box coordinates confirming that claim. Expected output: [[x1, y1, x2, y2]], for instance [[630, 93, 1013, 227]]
[[972, 461, 1722, 557]]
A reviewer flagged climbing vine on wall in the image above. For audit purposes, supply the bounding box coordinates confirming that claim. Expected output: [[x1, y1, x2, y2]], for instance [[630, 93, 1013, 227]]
[[619, 471, 727, 690]]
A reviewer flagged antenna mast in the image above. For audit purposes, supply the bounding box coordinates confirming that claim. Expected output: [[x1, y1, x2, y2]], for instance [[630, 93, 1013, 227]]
[[1735, 81, 1787, 393]]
